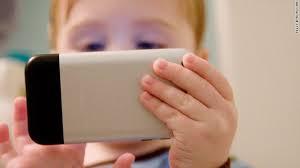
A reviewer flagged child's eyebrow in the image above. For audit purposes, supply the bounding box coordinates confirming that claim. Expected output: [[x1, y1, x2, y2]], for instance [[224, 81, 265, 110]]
[[133, 18, 176, 30], [65, 20, 106, 35], [65, 18, 176, 36]]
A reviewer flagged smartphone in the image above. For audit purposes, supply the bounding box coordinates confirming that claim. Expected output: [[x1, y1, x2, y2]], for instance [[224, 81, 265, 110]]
[[25, 48, 187, 145]]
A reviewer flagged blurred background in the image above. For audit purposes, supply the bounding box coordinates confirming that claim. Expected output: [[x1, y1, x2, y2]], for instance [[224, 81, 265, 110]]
[[0, 0, 299, 167], [215, 0, 300, 167], [0, 1, 50, 152]]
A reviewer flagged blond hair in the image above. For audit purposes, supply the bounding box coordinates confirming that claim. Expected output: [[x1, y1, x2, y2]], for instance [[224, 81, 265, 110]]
[[49, 0, 205, 50]]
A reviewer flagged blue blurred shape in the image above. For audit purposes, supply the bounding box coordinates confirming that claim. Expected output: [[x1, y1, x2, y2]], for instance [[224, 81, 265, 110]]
[[7, 50, 31, 63]]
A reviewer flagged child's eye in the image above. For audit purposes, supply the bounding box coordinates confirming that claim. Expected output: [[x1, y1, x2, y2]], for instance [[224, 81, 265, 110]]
[[136, 41, 163, 50], [83, 42, 106, 52]]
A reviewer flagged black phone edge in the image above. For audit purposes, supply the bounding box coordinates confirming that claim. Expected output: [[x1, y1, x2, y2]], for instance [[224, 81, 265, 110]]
[[25, 54, 64, 145]]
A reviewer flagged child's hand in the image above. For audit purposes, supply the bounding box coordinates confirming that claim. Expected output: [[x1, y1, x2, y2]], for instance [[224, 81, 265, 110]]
[[0, 97, 135, 168], [140, 52, 237, 168]]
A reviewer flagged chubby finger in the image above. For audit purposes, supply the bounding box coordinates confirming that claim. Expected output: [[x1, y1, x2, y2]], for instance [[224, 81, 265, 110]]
[[140, 91, 191, 130], [153, 58, 224, 108], [113, 153, 135, 168], [13, 97, 33, 153], [0, 123, 10, 146], [141, 75, 208, 121], [0, 123, 17, 165], [183, 53, 234, 101]]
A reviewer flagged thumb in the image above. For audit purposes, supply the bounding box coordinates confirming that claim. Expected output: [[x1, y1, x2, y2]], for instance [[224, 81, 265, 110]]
[[113, 153, 135, 168]]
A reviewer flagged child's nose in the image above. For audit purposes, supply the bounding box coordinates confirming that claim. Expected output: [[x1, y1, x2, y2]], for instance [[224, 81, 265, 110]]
[[106, 45, 129, 51], [106, 38, 133, 51]]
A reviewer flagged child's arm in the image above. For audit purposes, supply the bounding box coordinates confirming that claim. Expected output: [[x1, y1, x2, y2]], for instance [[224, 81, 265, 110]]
[[0, 97, 135, 168], [140, 51, 237, 168]]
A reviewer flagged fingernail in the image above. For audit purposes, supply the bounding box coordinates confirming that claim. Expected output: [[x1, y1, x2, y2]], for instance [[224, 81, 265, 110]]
[[142, 92, 153, 100], [185, 54, 196, 64], [155, 58, 168, 70], [142, 75, 155, 86]]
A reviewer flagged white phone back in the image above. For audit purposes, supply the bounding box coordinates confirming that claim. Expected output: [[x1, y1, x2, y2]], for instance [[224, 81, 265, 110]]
[[59, 49, 187, 143]]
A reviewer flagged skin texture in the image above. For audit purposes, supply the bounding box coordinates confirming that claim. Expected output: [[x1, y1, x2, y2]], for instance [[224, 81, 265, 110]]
[[0, 0, 237, 167]]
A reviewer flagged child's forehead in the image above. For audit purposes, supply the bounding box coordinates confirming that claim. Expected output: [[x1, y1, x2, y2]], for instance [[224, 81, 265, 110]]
[[66, 0, 187, 28]]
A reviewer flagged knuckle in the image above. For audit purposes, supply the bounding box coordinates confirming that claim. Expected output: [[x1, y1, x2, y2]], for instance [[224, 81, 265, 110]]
[[173, 65, 186, 80], [152, 100, 164, 112], [219, 101, 238, 124], [210, 90, 222, 106], [196, 118, 228, 141], [165, 111, 181, 128], [198, 79, 208, 91], [164, 87, 176, 100], [197, 123, 214, 140], [177, 65, 186, 75], [178, 94, 192, 111], [212, 117, 233, 139]]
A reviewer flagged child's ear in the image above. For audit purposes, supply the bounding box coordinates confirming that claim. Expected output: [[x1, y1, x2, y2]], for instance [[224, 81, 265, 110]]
[[196, 48, 209, 61]]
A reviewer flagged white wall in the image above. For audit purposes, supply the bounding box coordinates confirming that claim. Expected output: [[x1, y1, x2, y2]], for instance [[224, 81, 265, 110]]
[[215, 0, 300, 167]]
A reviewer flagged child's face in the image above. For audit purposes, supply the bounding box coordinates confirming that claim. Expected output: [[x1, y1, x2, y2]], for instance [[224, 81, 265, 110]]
[[57, 0, 197, 52]]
